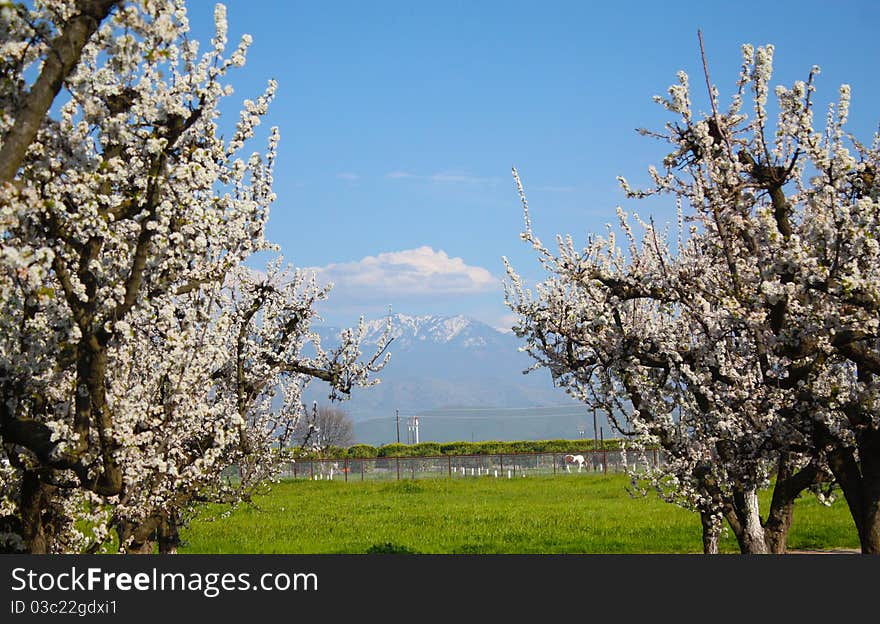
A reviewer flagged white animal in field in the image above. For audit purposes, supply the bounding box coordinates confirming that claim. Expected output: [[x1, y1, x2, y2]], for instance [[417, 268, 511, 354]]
[[564, 454, 586, 473]]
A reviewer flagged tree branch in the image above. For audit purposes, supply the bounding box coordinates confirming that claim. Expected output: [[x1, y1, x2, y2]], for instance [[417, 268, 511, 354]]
[[0, 0, 121, 184]]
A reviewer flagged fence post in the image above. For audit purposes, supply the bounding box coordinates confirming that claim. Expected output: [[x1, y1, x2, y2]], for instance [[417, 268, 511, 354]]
[[344, 458, 348, 482], [361, 459, 365, 481], [601, 427, 607, 474], [653, 447, 658, 467], [396, 456, 400, 481], [293, 462, 297, 479], [500, 453, 504, 474], [447, 455, 452, 478]]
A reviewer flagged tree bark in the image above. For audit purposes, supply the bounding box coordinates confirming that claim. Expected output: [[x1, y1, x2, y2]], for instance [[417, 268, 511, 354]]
[[117, 516, 160, 554], [730, 487, 769, 554], [19, 470, 54, 554], [818, 425, 880, 554], [118, 512, 181, 554], [158, 513, 181, 554], [700, 511, 719, 554], [763, 454, 820, 554], [74, 342, 122, 495], [742, 490, 769, 554], [126, 540, 156, 554], [857, 429, 880, 554], [763, 500, 794, 554]]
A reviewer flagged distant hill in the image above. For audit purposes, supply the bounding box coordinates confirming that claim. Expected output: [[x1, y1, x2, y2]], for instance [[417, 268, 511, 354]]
[[303, 313, 581, 433]]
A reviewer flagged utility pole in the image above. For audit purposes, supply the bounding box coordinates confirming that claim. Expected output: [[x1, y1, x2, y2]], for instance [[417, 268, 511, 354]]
[[396, 409, 400, 444]]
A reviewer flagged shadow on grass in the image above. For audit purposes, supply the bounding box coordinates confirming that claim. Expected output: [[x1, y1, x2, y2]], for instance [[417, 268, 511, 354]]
[[365, 542, 420, 554]]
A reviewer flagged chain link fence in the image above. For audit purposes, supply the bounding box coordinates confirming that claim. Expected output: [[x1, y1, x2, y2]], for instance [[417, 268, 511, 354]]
[[279, 448, 663, 482]]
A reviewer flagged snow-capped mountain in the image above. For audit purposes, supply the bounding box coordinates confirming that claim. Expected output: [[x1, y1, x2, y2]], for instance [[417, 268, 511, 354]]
[[305, 313, 575, 420], [323, 313, 505, 349]]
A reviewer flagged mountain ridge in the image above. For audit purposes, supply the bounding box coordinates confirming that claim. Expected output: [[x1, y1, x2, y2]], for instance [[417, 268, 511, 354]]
[[304, 312, 578, 424], [319, 312, 512, 349]]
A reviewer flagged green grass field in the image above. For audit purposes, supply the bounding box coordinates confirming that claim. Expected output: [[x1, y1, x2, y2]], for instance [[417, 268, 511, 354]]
[[180, 474, 860, 554]]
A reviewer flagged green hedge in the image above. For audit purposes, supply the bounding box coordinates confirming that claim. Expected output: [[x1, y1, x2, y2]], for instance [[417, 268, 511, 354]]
[[342, 438, 625, 459], [285, 438, 629, 460], [346, 444, 379, 458]]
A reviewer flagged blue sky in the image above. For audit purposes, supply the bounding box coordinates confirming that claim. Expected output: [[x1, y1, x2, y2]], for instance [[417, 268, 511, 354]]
[[187, 1, 880, 328]]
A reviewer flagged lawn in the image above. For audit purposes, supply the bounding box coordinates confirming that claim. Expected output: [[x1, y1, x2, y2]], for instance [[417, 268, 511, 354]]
[[180, 474, 860, 554]]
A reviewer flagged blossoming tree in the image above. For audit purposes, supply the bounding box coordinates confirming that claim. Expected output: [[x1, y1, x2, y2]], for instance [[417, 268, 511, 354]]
[[105, 264, 389, 553], [505, 43, 879, 553], [0, 0, 388, 553]]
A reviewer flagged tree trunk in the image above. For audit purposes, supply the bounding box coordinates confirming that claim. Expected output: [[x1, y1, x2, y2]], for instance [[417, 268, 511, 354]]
[[20, 471, 54, 554], [763, 454, 820, 554], [126, 539, 156, 554], [117, 516, 160, 554], [764, 454, 795, 554], [862, 499, 880, 554], [821, 426, 880, 554], [75, 339, 122, 496], [763, 503, 793, 554], [732, 487, 769, 554], [158, 513, 180, 554], [120, 512, 182, 554], [700, 511, 719, 554], [857, 430, 880, 554]]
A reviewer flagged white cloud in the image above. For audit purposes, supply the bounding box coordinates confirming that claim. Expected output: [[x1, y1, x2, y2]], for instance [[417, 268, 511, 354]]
[[427, 172, 481, 183], [385, 171, 416, 179], [385, 170, 497, 185], [305, 246, 499, 301], [493, 313, 521, 334], [336, 172, 360, 181]]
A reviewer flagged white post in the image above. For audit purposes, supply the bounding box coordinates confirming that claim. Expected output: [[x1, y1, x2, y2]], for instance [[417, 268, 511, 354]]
[[507, 470, 511, 479]]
